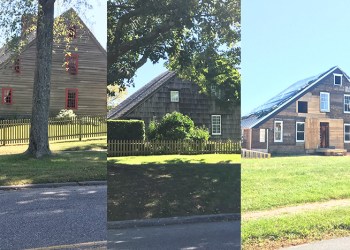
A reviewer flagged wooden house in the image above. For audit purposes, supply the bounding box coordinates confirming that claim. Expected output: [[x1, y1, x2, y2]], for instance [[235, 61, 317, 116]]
[[108, 71, 241, 140], [0, 9, 106, 119], [241, 66, 350, 155]]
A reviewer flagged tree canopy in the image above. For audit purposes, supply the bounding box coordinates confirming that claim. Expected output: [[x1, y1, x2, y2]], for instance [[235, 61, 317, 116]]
[[107, 0, 241, 105]]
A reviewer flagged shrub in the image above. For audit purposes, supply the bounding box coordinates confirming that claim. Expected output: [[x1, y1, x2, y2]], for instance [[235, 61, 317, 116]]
[[147, 111, 210, 141], [56, 109, 76, 120], [108, 120, 145, 140]]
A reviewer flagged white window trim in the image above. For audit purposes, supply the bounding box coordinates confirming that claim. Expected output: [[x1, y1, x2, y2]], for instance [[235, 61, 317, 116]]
[[211, 115, 221, 135], [333, 73, 343, 86], [344, 124, 350, 143], [170, 90, 179, 102], [320, 92, 330, 112], [296, 122, 305, 142], [274, 121, 283, 142], [344, 94, 350, 114]]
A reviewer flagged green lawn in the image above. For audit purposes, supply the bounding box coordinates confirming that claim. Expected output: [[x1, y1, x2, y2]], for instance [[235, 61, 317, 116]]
[[242, 156, 350, 212], [242, 206, 350, 250], [242, 155, 350, 249], [108, 153, 241, 165], [0, 139, 106, 186], [108, 155, 241, 221]]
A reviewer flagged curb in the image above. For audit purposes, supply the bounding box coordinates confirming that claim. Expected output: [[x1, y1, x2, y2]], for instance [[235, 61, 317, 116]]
[[108, 213, 241, 229], [0, 180, 107, 191]]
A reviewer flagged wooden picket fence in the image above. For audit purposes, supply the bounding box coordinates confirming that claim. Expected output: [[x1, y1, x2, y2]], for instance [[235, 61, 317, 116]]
[[241, 149, 271, 158], [108, 140, 241, 157], [0, 116, 107, 146]]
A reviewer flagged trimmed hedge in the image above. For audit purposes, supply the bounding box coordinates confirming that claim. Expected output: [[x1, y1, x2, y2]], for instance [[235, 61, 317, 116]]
[[108, 119, 145, 140]]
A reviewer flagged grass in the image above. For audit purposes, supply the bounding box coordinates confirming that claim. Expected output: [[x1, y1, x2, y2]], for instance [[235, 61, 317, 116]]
[[108, 153, 241, 165], [108, 156, 241, 221], [242, 206, 350, 250], [242, 156, 350, 212], [242, 155, 350, 249], [0, 139, 106, 186]]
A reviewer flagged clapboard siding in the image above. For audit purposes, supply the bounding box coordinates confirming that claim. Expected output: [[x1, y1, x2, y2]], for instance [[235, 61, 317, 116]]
[[0, 14, 106, 119]]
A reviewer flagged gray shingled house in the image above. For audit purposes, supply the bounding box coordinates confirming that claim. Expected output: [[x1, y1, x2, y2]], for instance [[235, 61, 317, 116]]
[[108, 71, 240, 140], [242, 66, 350, 155]]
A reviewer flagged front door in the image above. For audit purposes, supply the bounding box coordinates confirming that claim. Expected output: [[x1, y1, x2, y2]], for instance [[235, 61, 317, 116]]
[[320, 122, 329, 148]]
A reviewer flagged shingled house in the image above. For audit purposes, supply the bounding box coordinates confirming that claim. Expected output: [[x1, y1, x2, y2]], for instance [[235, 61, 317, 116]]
[[0, 9, 106, 119], [242, 66, 350, 155], [108, 71, 240, 140]]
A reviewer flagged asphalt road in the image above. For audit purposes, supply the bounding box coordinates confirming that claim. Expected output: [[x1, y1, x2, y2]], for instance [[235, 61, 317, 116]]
[[108, 221, 241, 249], [0, 185, 107, 250]]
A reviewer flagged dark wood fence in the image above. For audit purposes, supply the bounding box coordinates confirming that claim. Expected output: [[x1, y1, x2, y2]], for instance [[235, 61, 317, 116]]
[[0, 116, 106, 146], [108, 140, 241, 157]]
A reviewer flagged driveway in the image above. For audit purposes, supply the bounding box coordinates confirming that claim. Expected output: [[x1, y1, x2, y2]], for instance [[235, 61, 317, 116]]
[[0, 185, 107, 250], [108, 220, 241, 249]]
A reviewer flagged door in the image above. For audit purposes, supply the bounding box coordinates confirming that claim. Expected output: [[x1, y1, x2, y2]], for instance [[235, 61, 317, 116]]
[[320, 122, 329, 148]]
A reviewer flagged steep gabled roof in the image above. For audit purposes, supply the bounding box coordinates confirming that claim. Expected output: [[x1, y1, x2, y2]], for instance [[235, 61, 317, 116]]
[[0, 8, 105, 68], [107, 71, 176, 119], [242, 66, 350, 128]]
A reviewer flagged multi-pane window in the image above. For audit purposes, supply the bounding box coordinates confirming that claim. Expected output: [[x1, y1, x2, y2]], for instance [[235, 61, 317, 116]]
[[68, 25, 77, 39], [14, 57, 20, 73], [274, 121, 283, 142], [2, 88, 12, 104], [296, 122, 305, 142], [320, 92, 330, 112], [334, 74, 342, 85], [344, 95, 350, 113], [211, 115, 221, 135], [170, 91, 179, 102], [66, 54, 79, 74], [65, 88, 78, 109], [345, 124, 350, 143]]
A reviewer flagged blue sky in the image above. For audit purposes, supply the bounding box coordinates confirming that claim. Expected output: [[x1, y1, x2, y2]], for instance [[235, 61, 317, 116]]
[[127, 0, 350, 117], [241, 0, 350, 115]]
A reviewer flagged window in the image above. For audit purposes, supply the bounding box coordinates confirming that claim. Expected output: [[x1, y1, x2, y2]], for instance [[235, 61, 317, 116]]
[[274, 121, 283, 142], [345, 124, 350, 143], [211, 115, 221, 135], [259, 129, 266, 142], [334, 73, 343, 86], [2, 88, 12, 104], [68, 25, 77, 39], [297, 101, 308, 113], [65, 88, 78, 109], [170, 90, 179, 102], [14, 57, 20, 73], [66, 54, 79, 74], [320, 92, 330, 112], [296, 122, 305, 142], [344, 95, 350, 113]]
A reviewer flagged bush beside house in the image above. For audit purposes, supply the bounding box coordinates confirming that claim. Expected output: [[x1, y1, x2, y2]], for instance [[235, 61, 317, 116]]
[[107, 120, 145, 140]]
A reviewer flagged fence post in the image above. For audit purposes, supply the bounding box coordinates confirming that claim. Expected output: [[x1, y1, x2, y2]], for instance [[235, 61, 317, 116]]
[[2, 121, 6, 146], [79, 118, 82, 141]]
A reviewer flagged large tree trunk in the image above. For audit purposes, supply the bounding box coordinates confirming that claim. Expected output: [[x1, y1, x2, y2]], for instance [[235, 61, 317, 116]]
[[26, 2, 55, 158]]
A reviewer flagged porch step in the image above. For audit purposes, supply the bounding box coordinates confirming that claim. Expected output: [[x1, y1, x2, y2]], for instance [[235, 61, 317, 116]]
[[315, 148, 347, 156]]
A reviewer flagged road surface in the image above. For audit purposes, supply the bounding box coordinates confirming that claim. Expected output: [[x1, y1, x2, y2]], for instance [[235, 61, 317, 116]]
[[0, 185, 106, 250], [108, 220, 241, 249]]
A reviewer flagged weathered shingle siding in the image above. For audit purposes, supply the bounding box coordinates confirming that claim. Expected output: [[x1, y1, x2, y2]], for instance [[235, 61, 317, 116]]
[[249, 68, 350, 154], [122, 76, 240, 140]]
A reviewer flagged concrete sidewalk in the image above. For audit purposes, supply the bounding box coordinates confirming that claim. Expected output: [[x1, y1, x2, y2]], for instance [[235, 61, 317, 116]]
[[281, 237, 350, 250]]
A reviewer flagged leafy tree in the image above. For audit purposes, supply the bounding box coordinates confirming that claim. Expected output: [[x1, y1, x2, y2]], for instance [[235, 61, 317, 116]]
[[107, 0, 241, 105], [147, 111, 210, 141], [0, 0, 92, 158]]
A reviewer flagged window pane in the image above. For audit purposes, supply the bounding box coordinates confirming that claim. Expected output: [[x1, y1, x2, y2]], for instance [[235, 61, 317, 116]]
[[297, 132, 304, 141], [334, 75, 342, 85]]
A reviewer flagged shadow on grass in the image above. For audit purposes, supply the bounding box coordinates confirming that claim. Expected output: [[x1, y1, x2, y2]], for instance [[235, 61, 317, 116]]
[[107, 163, 241, 221], [0, 151, 106, 186]]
